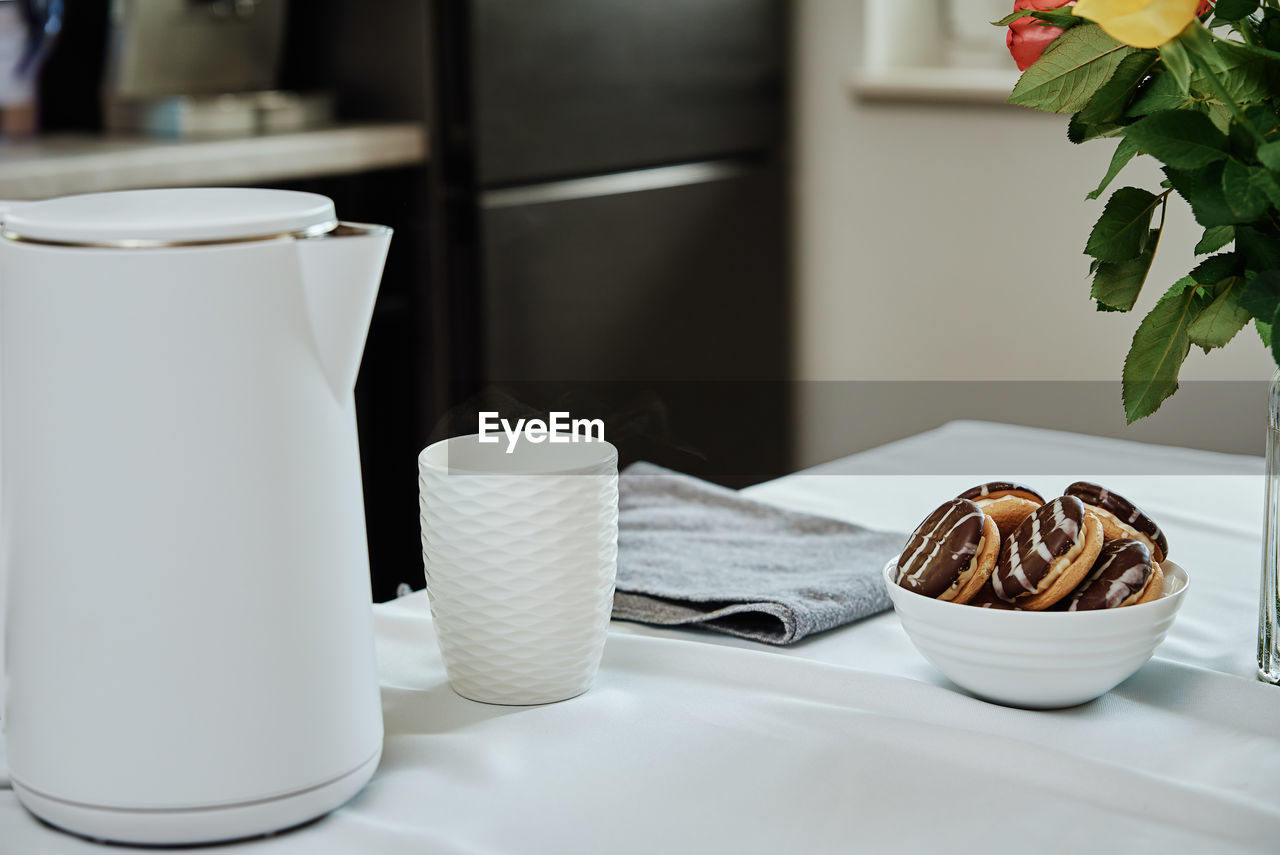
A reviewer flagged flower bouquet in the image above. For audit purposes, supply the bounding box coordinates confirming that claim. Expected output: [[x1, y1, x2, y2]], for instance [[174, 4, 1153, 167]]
[[1000, 0, 1280, 421]]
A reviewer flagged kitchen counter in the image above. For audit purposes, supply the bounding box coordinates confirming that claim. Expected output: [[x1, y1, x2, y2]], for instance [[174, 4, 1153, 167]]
[[0, 122, 428, 200]]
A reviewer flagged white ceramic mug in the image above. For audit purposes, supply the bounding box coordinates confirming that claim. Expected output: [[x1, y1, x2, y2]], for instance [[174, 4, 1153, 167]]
[[418, 433, 619, 705]]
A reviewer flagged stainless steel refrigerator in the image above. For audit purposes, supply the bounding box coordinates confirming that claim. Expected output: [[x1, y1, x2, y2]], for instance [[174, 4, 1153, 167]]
[[428, 0, 791, 485]]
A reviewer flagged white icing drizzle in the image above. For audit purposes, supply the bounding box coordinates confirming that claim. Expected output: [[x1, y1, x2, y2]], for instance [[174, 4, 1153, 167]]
[[1066, 544, 1150, 611], [1052, 498, 1080, 542], [1105, 514, 1159, 555], [996, 497, 1083, 599], [1010, 515, 1038, 591], [900, 502, 983, 586], [1124, 566, 1157, 604], [939, 535, 985, 602], [1102, 563, 1148, 606], [991, 561, 1010, 600], [1078, 482, 1163, 552]]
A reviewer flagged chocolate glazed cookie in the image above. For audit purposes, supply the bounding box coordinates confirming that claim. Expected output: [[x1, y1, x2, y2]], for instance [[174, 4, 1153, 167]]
[[1060, 539, 1165, 611], [897, 498, 999, 604], [957, 481, 1044, 540], [967, 578, 1020, 610], [992, 495, 1104, 610], [1064, 481, 1168, 562]]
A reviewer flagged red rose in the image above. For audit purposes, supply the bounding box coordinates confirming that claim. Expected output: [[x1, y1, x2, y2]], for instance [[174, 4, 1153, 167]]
[[1009, 1, 1213, 71], [1007, 1, 1076, 71]]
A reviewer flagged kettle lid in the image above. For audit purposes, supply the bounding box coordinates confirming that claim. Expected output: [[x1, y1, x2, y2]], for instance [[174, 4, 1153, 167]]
[[3, 188, 337, 246]]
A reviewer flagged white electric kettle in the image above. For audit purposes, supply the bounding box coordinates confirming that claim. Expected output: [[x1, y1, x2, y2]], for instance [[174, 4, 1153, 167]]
[[0, 188, 389, 845]]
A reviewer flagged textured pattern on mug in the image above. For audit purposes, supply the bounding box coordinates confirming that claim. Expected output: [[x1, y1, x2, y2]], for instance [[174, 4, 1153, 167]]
[[419, 471, 619, 705]]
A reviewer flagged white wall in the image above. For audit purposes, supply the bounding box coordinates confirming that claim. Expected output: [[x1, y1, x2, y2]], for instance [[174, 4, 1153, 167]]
[[791, 0, 1275, 467]]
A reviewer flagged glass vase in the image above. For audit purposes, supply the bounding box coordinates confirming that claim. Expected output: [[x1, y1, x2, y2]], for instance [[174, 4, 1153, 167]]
[[1262, 368, 1280, 683]]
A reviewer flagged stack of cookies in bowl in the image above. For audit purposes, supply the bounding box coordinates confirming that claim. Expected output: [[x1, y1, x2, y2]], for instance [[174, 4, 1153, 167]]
[[895, 482, 1167, 612], [883, 482, 1189, 709]]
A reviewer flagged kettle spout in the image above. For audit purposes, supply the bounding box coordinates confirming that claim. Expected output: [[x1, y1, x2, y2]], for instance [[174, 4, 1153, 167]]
[[297, 223, 392, 397]]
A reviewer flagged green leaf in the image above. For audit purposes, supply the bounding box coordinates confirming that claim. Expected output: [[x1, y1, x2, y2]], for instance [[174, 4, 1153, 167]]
[[1195, 100, 1236, 135], [1128, 41, 1280, 120], [1258, 318, 1274, 348], [1229, 120, 1260, 160], [1190, 253, 1241, 285], [1068, 113, 1125, 143], [1162, 164, 1194, 196], [1122, 278, 1211, 423], [1157, 40, 1193, 95], [1127, 72, 1190, 117], [1240, 269, 1280, 321], [1085, 187, 1162, 262], [1030, 10, 1083, 28], [1126, 110, 1231, 169], [1070, 51, 1160, 142], [1244, 105, 1280, 140], [1008, 24, 1133, 114], [1187, 275, 1251, 351], [1214, 0, 1261, 22], [1222, 160, 1274, 220], [1195, 225, 1235, 254], [1092, 233, 1159, 311], [1258, 171, 1280, 208], [1262, 7, 1280, 53], [1195, 39, 1280, 105], [1087, 137, 1142, 200], [1166, 162, 1236, 227], [992, 9, 1029, 26], [1258, 140, 1280, 170], [1236, 227, 1280, 274], [992, 7, 1084, 27]]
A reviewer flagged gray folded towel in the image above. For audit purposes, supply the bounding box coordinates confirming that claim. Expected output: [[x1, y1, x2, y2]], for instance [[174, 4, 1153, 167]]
[[613, 462, 906, 645]]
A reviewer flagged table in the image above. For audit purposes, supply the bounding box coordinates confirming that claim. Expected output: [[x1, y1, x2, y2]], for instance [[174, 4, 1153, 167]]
[[3, 421, 1278, 853]]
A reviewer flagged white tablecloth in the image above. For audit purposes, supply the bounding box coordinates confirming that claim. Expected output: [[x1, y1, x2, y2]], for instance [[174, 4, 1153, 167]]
[[3, 421, 1279, 853]]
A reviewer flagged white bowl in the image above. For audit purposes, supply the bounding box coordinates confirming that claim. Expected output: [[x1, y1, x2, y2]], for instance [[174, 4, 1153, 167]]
[[883, 557, 1189, 709]]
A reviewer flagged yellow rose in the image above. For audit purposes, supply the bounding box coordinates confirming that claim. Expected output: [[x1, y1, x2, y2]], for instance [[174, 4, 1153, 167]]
[[1072, 0, 1201, 48]]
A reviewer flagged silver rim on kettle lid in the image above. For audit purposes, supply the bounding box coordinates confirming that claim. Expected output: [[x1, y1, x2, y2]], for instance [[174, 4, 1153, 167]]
[[0, 219, 357, 249]]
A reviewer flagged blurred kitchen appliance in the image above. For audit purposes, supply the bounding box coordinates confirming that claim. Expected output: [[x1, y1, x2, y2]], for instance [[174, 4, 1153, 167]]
[[107, 0, 285, 97], [108, 88, 333, 136], [103, 0, 330, 135], [429, 0, 790, 489], [0, 0, 63, 135], [0, 188, 388, 845]]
